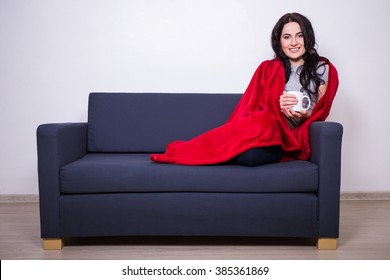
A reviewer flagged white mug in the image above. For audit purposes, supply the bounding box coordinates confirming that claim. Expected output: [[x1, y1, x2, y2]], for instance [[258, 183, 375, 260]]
[[288, 91, 311, 112]]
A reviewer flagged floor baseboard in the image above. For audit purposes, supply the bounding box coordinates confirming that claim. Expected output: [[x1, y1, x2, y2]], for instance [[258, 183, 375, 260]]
[[340, 192, 390, 200], [1, 192, 390, 202], [0, 194, 39, 203]]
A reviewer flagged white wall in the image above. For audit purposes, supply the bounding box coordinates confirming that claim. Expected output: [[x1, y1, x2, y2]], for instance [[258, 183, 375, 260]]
[[1, 0, 389, 194]]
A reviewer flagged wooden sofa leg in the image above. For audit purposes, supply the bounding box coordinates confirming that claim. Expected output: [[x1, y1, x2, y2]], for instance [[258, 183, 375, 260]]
[[317, 238, 337, 250], [43, 238, 64, 250]]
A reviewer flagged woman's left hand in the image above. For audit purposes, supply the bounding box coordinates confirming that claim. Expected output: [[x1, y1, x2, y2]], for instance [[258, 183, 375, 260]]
[[284, 108, 311, 121]]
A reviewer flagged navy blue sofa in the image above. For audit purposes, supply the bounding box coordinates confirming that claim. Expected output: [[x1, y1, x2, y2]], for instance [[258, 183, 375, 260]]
[[37, 92, 343, 250]]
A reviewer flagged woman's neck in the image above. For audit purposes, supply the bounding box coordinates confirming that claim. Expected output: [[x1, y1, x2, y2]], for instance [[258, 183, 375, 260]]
[[289, 58, 304, 67]]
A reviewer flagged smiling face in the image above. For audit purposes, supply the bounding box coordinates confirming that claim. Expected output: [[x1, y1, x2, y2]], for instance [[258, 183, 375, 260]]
[[280, 22, 306, 66]]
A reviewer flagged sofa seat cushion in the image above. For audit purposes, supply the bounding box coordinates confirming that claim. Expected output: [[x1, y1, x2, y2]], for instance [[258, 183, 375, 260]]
[[60, 153, 318, 194]]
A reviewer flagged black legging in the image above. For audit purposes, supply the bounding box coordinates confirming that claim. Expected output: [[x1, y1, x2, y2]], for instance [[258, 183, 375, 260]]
[[229, 146, 283, 167]]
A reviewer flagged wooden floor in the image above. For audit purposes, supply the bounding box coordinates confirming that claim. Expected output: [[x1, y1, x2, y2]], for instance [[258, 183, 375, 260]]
[[0, 200, 389, 260]]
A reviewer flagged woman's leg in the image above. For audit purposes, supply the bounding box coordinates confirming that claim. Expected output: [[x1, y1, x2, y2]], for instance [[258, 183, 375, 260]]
[[229, 146, 283, 167]]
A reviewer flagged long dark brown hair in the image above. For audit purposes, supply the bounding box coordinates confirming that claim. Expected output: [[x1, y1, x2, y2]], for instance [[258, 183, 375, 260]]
[[271, 13, 328, 98]]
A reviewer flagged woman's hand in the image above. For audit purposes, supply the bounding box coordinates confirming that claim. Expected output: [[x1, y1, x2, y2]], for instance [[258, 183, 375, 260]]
[[280, 91, 311, 121]]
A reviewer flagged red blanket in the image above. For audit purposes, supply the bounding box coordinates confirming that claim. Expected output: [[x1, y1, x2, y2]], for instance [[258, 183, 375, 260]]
[[151, 59, 339, 165]]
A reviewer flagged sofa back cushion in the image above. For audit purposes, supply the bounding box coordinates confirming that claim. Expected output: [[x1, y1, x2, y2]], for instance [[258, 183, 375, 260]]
[[88, 92, 242, 152]]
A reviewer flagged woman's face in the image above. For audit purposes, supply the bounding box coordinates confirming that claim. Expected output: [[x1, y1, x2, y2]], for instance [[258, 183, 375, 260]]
[[280, 22, 306, 66]]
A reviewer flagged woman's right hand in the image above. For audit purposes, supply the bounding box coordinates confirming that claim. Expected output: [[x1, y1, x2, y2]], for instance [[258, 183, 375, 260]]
[[280, 91, 298, 117]]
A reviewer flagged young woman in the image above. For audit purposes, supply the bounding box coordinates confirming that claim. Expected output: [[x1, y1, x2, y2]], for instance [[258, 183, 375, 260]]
[[275, 13, 329, 129], [230, 13, 331, 166], [151, 13, 338, 166]]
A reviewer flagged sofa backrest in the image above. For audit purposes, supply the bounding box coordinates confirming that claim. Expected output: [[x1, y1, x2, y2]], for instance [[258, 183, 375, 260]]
[[87, 92, 242, 152]]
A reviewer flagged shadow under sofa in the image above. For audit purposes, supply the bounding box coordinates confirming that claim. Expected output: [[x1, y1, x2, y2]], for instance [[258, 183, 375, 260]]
[[37, 92, 343, 250]]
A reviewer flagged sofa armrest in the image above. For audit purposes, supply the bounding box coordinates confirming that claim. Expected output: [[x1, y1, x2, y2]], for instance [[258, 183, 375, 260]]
[[310, 121, 343, 237], [37, 123, 88, 237]]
